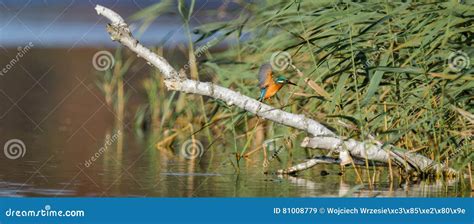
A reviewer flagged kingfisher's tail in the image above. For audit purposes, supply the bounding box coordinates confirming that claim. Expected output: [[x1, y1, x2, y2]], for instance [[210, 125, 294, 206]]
[[258, 89, 266, 102]]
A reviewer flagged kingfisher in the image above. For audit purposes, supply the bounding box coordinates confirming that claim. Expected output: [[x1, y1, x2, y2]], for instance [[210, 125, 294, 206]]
[[257, 63, 296, 102]]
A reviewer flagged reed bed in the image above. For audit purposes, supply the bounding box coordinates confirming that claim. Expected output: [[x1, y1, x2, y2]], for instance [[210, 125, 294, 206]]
[[100, 1, 473, 181]]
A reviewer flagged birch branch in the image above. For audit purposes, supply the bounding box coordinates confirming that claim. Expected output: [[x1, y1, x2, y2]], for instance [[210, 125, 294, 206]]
[[274, 156, 338, 175], [274, 156, 388, 175], [95, 5, 456, 176]]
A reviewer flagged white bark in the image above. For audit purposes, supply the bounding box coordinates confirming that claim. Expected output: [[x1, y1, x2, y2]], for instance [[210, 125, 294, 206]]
[[275, 155, 388, 174], [275, 157, 337, 174], [95, 5, 456, 175]]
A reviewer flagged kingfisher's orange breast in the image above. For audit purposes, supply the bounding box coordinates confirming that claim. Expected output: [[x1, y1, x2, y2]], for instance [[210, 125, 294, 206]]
[[264, 83, 283, 99]]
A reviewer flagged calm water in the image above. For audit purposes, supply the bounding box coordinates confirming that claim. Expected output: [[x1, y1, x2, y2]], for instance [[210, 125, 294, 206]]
[[0, 48, 470, 198]]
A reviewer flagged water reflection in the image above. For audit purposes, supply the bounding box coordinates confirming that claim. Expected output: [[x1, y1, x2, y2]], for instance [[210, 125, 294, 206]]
[[279, 174, 466, 197], [0, 181, 75, 197]]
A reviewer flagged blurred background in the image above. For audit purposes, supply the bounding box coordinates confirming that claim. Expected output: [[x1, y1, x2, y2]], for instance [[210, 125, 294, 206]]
[[0, 0, 472, 197]]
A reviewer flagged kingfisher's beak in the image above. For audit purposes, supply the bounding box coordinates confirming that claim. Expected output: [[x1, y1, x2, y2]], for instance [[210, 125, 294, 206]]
[[287, 80, 297, 86]]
